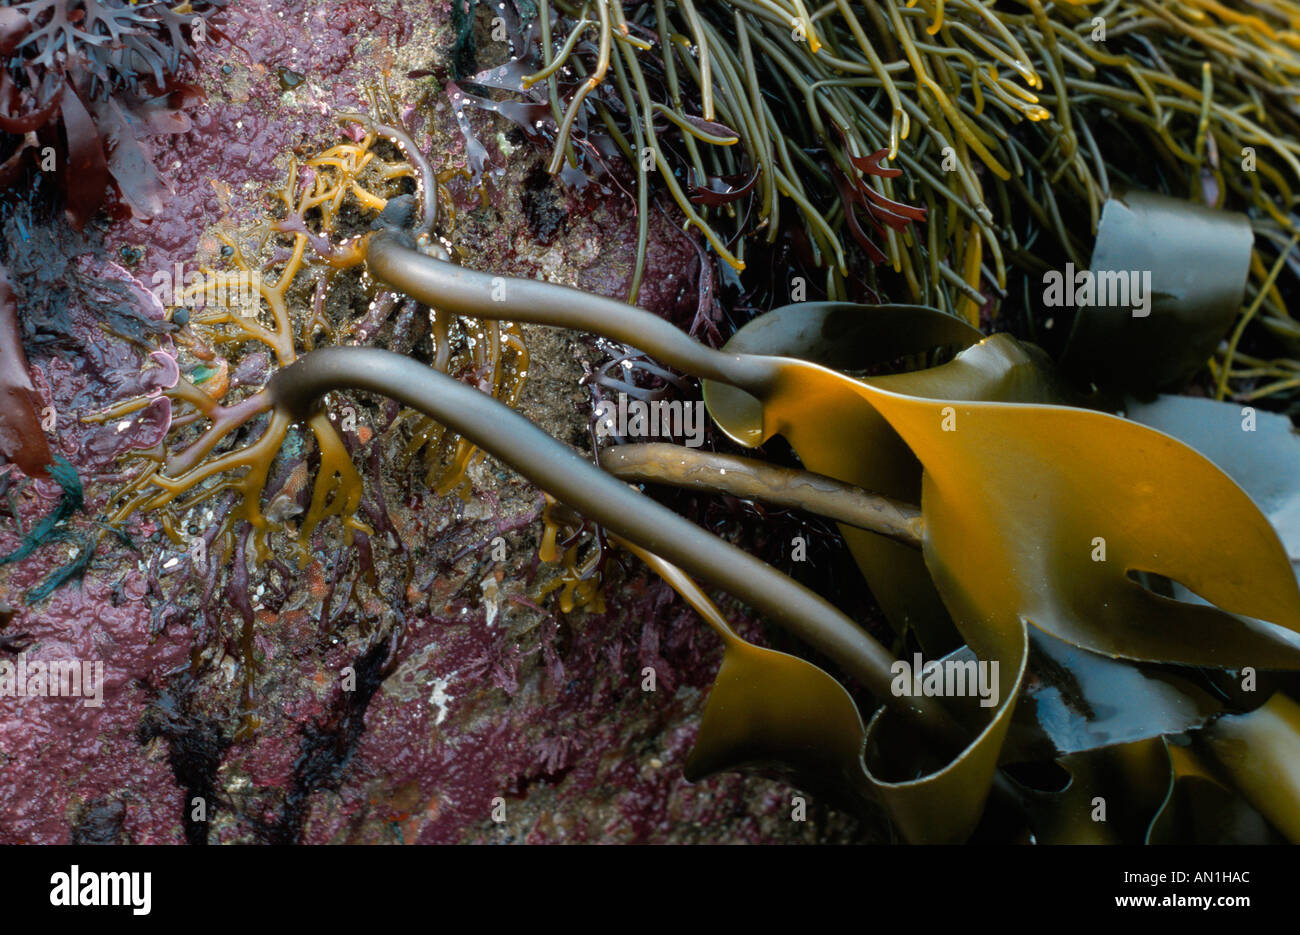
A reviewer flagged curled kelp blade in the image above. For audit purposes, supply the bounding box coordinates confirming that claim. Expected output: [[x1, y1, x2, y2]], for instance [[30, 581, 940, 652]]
[[684, 634, 876, 815], [712, 329, 1066, 658], [616, 536, 875, 813], [1060, 190, 1253, 395], [866, 333, 1070, 408], [676, 569, 1030, 843], [853, 351, 1300, 669], [681, 592, 1020, 842], [1030, 734, 1282, 844], [623, 534, 1022, 840], [1016, 738, 1171, 844], [703, 302, 983, 655], [702, 301, 984, 447], [1199, 692, 1300, 842], [861, 621, 1028, 844], [1147, 741, 1284, 845]]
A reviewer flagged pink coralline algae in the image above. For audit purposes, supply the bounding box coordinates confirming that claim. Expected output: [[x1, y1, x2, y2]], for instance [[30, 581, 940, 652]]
[[0, 0, 829, 847]]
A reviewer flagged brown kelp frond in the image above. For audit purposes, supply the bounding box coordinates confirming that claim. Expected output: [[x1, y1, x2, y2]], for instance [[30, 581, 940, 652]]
[[392, 315, 528, 498], [537, 493, 608, 614], [361, 236, 1300, 839]]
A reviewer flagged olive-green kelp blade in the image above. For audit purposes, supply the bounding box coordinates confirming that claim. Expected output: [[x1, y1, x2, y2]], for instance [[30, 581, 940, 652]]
[[1126, 395, 1300, 582], [677, 583, 1020, 842], [637, 452, 1225, 826], [849, 336, 1299, 839], [1023, 737, 1281, 844], [624, 523, 1019, 842], [617, 538, 877, 815], [1199, 692, 1300, 842], [1147, 741, 1285, 845], [364, 237, 1287, 839], [703, 302, 984, 655], [1060, 190, 1253, 394], [659, 551, 1026, 843], [1017, 739, 1171, 844], [704, 327, 1300, 839], [684, 634, 876, 815], [894, 633, 1220, 764], [710, 320, 1300, 666], [861, 621, 1028, 843], [853, 345, 1300, 669]]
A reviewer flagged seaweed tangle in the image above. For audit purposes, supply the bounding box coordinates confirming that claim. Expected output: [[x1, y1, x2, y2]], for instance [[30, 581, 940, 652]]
[[88, 106, 527, 576], [438, 0, 1300, 408], [1, 0, 226, 226]]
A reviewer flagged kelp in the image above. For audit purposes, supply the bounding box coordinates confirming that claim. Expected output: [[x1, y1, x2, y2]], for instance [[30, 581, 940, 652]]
[[598, 442, 924, 548], [266, 344, 1030, 840], [365, 229, 1300, 841], [856, 347, 1300, 668], [1199, 693, 1300, 843], [602, 443, 1231, 760], [266, 346, 945, 722], [1125, 393, 1300, 578], [537, 493, 608, 614], [445, 0, 1300, 379], [613, 535, 877, 816], [365, 230, 1300, 675], [49, 141, 1299, 841], [1025, 712, 1300, 845], [1061, 189, 1254, 395], [1147, 738, 1286, 845], [42, 3, 1300, 838], [372, 231, 982, 649], [1004, 632, 1225, 762]]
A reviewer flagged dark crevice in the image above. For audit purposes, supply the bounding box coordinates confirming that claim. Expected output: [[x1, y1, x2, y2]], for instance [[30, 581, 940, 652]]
[[137, 672, 230, 845], [257, 628, 402, 844]]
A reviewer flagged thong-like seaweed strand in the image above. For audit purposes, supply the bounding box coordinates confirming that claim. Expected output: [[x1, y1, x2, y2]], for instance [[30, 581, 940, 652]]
[[598, 442, 925, 547], [267, 346, 949, 734], [367, 229, 772, 388]]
